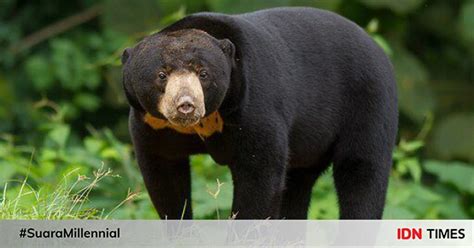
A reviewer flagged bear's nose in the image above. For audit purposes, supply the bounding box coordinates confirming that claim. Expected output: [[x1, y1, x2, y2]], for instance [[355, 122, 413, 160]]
[[176, 96, 195, 115]]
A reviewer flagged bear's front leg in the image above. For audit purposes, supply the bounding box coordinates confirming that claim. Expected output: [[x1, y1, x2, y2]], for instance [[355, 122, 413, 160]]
[[139, 156, 192, 219], [227, 123, 288, 219], [129, 109, 192, 219]]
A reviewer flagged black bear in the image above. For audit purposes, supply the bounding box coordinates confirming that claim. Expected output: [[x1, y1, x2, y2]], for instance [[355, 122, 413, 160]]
[[122, 7, 398, 219]]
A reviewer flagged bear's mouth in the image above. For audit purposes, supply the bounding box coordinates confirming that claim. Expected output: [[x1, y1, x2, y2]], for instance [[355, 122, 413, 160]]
[[167, 114, 201, 127]]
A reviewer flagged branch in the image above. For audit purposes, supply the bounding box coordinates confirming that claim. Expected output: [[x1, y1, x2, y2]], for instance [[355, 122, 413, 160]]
[[11, 4, 103, 54]]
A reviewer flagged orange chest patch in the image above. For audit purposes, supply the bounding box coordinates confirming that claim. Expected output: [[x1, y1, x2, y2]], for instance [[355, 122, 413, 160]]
[[143, 112, 224, 138]]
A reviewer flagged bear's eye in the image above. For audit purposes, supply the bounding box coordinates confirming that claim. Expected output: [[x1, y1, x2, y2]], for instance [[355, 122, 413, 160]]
[[199, 70, 208, 79], [158, 71, 167, 80]]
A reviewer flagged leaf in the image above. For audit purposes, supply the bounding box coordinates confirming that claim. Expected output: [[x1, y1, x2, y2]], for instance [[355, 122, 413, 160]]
[[383, 205, 417, 219], [84, 137, 105, 154], [424, 160, 474, 194], [101, 148, 120, 160], [431, 113, 474, 162], [397, 159, 408, 174], [401, 184, 443, 218], [399, 140, 424, 153], [371, 34, 393, 56], [386, 179, 412, 206], [73, 93, 101, 112], [83, 68, 101, 90], [392, 46, 436, 123], [435, 193, 469, 219], [0, 161, 16, 185], [50, 38, 102, 92], [404, 158, 422, 182], [30, 161, 55, 178], [39, 149, 58, 161], [411, 184, 442, 202], [59, 102, 80, 120], [24, 55, 54, 91], [47, 124, 70, 148], [366, 19, 379, 34], [51, 39, 85, 90]]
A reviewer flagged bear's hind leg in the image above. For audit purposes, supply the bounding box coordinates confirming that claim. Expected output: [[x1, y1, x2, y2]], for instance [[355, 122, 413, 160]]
[[332, 134, 393, 219]]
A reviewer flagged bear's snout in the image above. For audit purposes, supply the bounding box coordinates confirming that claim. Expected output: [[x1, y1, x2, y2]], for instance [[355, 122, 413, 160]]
[[158, 72, 205, 127], [176, 95, 195, 115]]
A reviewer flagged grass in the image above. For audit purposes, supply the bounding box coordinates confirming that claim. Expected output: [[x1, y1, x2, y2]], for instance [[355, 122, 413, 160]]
[[0, 166, 138, 220]]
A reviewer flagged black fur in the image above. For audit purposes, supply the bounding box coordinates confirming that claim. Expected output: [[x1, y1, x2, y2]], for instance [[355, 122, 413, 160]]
[[122, 7, 398, 219]]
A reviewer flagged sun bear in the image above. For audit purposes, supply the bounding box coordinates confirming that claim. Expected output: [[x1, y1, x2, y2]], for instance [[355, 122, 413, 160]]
[[121, 7, 398, 219]]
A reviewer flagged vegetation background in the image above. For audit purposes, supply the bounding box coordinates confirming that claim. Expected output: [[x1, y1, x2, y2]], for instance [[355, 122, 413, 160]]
[[0, 0, 473, 219]]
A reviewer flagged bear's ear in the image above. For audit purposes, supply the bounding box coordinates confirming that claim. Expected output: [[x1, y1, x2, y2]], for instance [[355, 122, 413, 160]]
[[121, 47, 132, 64], [219, 39, 235, 60]]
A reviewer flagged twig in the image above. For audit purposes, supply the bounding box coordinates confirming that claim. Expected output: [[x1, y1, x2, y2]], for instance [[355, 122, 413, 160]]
[[207, 178, 224, 219]]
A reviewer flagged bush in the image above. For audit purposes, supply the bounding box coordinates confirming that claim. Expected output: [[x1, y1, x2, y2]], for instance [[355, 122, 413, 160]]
[[0, 0, 472, 219]]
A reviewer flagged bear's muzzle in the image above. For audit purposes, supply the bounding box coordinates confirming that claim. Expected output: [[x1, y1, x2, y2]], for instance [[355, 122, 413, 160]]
[[158, 72, 205, 127]]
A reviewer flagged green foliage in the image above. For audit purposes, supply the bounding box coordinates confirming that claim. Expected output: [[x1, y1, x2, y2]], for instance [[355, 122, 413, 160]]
[[308, 170, 339, 219], [366, 19, 393, 56], [394, 139, 424, 182], [0, 167, 135, 220], [358, 0, 425, 14], [0, 0, 473, 219], [207, 0, 289, 14], [386, 117, 473, 219], [392, 45, 435, 124], [432, 113, 474, 161], [190, 155, 233, 219], [459, 1, 474, 44], [424, 160, 474, 194]]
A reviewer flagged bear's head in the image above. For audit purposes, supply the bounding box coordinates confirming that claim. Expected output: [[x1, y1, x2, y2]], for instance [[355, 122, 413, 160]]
[[122, 29, 235, 127]]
